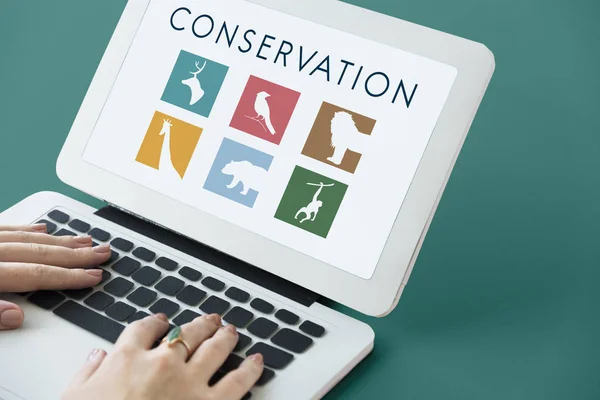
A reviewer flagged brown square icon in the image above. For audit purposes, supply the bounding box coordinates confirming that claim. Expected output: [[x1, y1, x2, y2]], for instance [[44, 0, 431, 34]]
[[301, 102, 376, 174]]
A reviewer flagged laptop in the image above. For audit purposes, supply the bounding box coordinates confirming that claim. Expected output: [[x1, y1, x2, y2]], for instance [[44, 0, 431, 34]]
[[0, 0, 495, 398]]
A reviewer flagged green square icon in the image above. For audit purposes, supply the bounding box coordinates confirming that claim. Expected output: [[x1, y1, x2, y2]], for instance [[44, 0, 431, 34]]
[[275, 166, 348, 238]]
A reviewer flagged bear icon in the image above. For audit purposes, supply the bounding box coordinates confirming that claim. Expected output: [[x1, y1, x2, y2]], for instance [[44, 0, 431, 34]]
[[221, 160, 268, 195]]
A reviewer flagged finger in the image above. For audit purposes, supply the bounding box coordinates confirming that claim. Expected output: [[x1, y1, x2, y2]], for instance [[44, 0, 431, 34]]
[[157, 314, 222, 361], [0, 231, 93, 249], [0, 263, 103, 292], [0, 300, 24, 331], [0, 224, 47, 233], [210, 354, 264, 400], [190, 322, 239, 380], [116, 313, 170, 350], [0, 243, 111, 267], [68, 348, 107, 386]]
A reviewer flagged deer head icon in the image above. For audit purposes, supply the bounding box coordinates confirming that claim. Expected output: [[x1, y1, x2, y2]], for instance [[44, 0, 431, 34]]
[[181, 60, 207, 106]]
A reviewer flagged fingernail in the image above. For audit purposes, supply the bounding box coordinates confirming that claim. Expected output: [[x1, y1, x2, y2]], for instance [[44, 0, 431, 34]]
[[74, 235, 92, 244], [86, 269, 104, 276], [87, 348, 104, 361], [93, 244, 110, 253], [154, 313, 168, 322], [0, 309, 23, 329], [207, 314, 221, 325], [248, 353, 263, 365], [32, 223, 47, 232], [224, 324, 237, 335]]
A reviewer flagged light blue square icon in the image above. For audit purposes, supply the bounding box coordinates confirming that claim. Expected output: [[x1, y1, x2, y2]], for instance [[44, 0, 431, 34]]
[[204, 138, 274, 208], [161, 50, 229, 118]]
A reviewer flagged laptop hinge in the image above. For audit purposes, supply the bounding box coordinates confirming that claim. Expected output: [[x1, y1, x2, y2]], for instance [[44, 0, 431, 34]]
[[94, 205, 320, 307]]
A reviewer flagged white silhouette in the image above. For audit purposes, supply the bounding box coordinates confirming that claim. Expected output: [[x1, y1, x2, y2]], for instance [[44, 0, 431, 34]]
[[295, 182, 334, 223], [245, 91, 275, 135], [327, 111, 370, 165], [158, 119, 182, 179], [221, 160, 268, 195], [181, 60, 207, 106]]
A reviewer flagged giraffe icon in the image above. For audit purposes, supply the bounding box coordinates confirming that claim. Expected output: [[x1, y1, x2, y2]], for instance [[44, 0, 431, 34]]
[[157, 118, 182, 179]]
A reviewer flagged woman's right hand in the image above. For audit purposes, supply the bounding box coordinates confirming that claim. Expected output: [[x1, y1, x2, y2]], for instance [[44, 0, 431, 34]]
[[63, 313, 264, 400]]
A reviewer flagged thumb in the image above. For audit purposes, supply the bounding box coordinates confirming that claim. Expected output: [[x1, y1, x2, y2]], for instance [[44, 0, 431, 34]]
[[69, 348, 107, 387], [0, 300, 24, 330]]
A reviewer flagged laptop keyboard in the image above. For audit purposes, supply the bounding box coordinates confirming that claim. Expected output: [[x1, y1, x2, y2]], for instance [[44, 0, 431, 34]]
[[25, 208, 327, 398]]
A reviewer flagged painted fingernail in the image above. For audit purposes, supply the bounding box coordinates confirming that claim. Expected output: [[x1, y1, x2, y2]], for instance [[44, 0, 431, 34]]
[[87, 348, 105, 361], [93, 244, 111, 253], [0, 309, 23, 329], [74, 235, 92, 244], [248, 353, 263, 365], [224, 324, 237, 335], [154, 313, 168, 322], [32, 223, 47, 232], [86, 269, 104, 276]]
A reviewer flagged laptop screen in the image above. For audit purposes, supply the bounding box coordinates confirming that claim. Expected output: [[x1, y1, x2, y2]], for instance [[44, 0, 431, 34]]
[[82, 0, 457, 280]]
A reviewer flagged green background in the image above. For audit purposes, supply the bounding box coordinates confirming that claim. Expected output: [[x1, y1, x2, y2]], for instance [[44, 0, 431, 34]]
[[1, 1, 599, 399], [161, 49, 229, 118], [275, 166, 348, 238]]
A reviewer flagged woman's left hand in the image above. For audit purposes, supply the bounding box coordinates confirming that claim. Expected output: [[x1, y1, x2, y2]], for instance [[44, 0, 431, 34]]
[[0, 224, 112, 330]]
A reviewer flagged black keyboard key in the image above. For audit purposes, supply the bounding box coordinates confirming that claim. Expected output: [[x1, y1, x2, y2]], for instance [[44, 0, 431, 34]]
[[246, 343, 293, 369], [271, 328, 313, 353], [299, 321, 325, 338], [29, 291, 65, 310], [202, 276, 225, 291], [36, 219, 57, 234], [63, 288, 93, 300], [84, 292, 115, 311], [247, 318, 278, 338], [250, 298, 274, 314], [149, 298, 179, 318], [176, 286, 206, 306], [256, 368, 276, 386], [199, 296, 230, 315], [155, 276, 184, 296], [128, 311, 150, 324], [99, 270, 112, 285], [132, 247, 155, 262], [234, 332, 252, 352], [89, 228, 110, 242], [68, 219, 90, 233], [55, 228, 76, 237], [155, 257, 178, 271], [104, 277, 134, 297], [178, 266, 202, 281], [275, 309, 299, 325], [48, 210, 69, 223], [127, 287, 157, 307], [224, 307, 254, 328], [209, 369, 226, 386], [132, 266, 161, 286], [111, 237, 134, 252], [225, 287, 250, 303], [105, 302, 136, 322], [112, 256, 140, 276], [101, 250, 120, 267], [54, 300, 124, 344], [172, 310, 201, 326]]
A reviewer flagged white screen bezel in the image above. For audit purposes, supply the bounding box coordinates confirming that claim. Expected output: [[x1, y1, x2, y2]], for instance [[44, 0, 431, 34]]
[[56, 0, 495, 316]]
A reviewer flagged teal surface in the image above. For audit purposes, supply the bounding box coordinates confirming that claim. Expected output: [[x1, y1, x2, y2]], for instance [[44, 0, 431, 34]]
[[1, 1, 600, 399]]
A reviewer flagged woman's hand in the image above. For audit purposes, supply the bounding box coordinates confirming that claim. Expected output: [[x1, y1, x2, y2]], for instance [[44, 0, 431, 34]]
[[63, 313, 264, 400], [0, 224, 111, 330]]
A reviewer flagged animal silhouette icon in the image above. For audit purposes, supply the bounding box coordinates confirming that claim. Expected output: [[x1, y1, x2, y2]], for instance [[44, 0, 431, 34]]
[[246, 91, 276, 135], [295, 182, 335, 223], [221, 160, 268, 195], [327, 111, 370, 165], [181, 60, 207, 106], [157, 119, 182, 179]]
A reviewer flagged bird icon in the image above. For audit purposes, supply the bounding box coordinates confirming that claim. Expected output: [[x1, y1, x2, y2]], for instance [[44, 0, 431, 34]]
[[252, 91, 276, 135]]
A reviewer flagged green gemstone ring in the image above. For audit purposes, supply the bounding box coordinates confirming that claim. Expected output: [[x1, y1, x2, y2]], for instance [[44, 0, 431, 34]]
[[161, 326, 191, 358]]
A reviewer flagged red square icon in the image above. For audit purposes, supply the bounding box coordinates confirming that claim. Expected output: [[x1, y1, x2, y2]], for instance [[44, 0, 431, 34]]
[[229, 76, 301, 145]]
